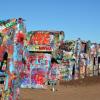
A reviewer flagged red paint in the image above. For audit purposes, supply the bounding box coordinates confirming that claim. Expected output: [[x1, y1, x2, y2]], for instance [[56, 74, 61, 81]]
[[31, 32, 50, 45], [16, 32, 26, 44], [39, 46, 52, 51]]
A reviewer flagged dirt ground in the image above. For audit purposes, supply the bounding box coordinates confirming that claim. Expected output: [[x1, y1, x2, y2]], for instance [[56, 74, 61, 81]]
[[20, 76, 100, 100]]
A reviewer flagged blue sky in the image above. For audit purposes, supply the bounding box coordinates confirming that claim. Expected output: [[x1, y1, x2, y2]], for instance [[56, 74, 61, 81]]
[[0, 0, 100, 43]]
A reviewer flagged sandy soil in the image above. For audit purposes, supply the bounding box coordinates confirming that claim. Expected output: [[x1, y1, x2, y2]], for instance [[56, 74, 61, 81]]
[[20, 76, 100, 100]]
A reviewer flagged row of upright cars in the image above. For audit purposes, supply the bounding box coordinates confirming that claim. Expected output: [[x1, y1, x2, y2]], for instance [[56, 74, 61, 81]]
[[0, 18, 100, 99]]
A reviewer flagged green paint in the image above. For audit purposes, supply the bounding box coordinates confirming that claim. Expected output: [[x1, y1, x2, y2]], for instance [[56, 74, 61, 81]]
[[5, 21, 17, 28], [0, 20, 4, 24]]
